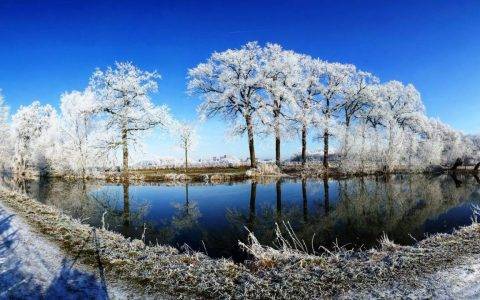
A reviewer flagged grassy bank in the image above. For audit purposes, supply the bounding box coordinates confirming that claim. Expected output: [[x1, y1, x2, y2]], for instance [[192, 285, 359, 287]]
[[123, 164, 479, 183], [11, 162, 478, 184], [1, 187, 480, 298], [106, 166, 250, 183]]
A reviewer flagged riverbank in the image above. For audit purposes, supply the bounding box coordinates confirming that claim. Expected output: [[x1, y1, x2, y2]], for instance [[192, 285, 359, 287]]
[[6, 162, 479, 184], [0, 200, 152, 299], [2, 187, 480, 298], [73, 162, 480, 183]]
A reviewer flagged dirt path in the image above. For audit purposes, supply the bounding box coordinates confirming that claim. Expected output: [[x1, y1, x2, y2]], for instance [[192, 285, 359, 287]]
[[0, 202, 139, 299]]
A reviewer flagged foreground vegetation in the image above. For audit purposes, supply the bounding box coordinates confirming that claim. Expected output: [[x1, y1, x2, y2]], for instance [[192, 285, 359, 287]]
[[2, 187, 480, 299]]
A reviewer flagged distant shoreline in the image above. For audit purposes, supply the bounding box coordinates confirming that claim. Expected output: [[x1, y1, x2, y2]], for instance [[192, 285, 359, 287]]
[[4, 162, 479, 184]]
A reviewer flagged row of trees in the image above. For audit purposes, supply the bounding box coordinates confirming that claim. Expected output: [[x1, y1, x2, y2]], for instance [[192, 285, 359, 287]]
[[0, 42, 478, 177], [0, 63, 197, 177], [188, 42, 479, 171]]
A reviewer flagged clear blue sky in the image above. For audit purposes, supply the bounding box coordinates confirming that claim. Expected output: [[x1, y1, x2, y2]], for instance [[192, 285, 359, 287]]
[[1, 0, 479, 161]]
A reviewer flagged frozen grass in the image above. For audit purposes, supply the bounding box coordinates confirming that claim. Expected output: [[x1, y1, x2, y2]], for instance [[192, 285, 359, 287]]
[[246, 163, 284, 177], [2, 187, 480, 298]]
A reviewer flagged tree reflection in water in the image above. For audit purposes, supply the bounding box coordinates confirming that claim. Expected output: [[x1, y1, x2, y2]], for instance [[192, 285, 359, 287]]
[[276, 179, 282, 219], [450, 173, 463, 188], [323, 176, 329, 215], [1, 173, 480, 261], [171, 183, 201, 230], [248, 181, 257, 231], [302, 179, 307, 222], [227, 174, 480, 258], [122, 181, 130, 227]]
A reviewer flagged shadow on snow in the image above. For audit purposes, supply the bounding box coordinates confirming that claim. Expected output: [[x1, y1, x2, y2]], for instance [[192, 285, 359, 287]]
[[0, 208, 108, 299]]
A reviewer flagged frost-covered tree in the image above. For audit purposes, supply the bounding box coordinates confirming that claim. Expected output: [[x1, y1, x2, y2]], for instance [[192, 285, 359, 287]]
[[259, 44, 299, 166], [188, 42, 263, 168], [439, 122, 466, 165], [0, 90, 13, 171], [59, 89, 99, 177], [340, 70, 378, 128], [420, 118, 448, 166], [316, 62, 355, 169], [290, 55, 323, 166], [468, 134, 480, 168], [337, 70, 378, 162], [174, 122, 198, 173], [12, 101, 57, 174], [375, 81, 425, 169], [89, 62, 172, 177]]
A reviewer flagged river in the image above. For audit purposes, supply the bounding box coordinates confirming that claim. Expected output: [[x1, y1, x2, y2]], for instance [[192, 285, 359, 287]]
[[1, 173, 479, 261]]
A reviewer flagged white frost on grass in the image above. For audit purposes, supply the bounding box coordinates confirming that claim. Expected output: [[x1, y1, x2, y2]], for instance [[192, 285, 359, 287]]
[[346, 254, 480, 299], [0, 202, 134, 299]]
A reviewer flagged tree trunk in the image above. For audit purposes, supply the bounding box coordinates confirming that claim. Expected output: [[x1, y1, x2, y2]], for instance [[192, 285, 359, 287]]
[[184, 147, 188, 174], [301, 124, 307, 166], [323, 128, 329, 169], [274, 101, 281, 167], [359, 123, 367, 172], [342, 123, 350, 161], [474, 162, 480, 171], [122, 128, 129, 179], [275, 135, 281, 167], [245, 115, 257, 168], [323, 98, 330, 170], [451, 158, 463, 171]]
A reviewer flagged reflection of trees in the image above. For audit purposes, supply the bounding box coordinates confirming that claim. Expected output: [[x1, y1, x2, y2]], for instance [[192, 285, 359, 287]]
[[298, 174, 479, 249], [171, 183, 201, 230], [145, 183, 206, 251], [248, 181, 257, 231], [276, 179, 282, 219], [1, 177, 152, 240], [24, 177, 103, 222], [323, 177, 330, 215], [0, 175, 37, 195], [302, 179, 308, 222], [226, 180, 318, 258], [90, 182, 151, 238], [122, 182, 130, 226], [450, 173, 462, 188], [226, 175, 480, 255]]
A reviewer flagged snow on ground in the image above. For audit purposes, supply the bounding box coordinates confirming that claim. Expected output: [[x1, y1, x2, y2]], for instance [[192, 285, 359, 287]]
[[0, 202, 149, 299], [427, 255, 480, 299], [344, 254, 480, 299]]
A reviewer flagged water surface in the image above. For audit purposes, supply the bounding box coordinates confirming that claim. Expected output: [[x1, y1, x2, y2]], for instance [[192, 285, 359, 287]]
[[1, 174, 479, 261]]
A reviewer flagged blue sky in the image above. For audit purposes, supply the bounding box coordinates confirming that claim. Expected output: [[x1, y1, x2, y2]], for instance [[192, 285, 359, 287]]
[[1, 0, 479, 161]]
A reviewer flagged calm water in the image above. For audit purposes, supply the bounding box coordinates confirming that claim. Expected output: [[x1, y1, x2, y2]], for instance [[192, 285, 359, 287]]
[[1, 174, 480, 261]]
